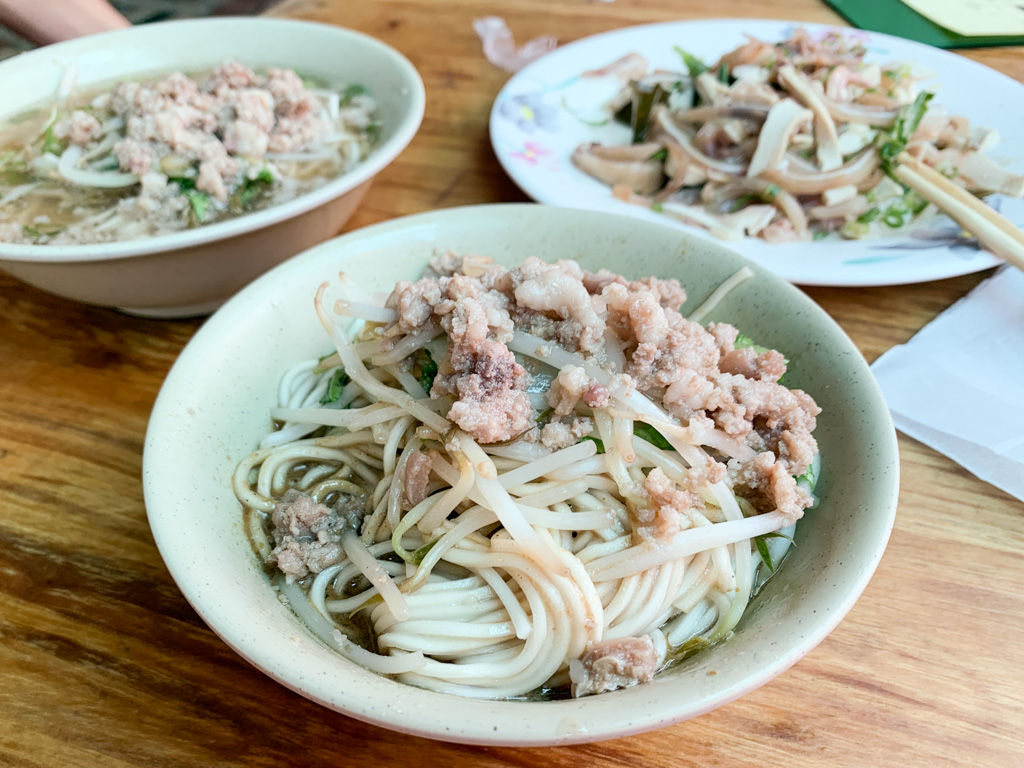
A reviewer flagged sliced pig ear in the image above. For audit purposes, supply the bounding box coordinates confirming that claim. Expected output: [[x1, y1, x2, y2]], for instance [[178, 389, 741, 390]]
[[473, 16, 557, 74], [746, 98, 812, 179], [777, 65, 843, 172], [572, 143, 665, 196]]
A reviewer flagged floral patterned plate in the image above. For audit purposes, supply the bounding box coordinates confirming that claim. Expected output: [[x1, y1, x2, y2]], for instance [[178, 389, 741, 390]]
[[489, 19, 1021, 286]]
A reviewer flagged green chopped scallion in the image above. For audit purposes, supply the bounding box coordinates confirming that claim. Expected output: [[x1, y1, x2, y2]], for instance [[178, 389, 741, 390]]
[[673, 46, 708, 78]]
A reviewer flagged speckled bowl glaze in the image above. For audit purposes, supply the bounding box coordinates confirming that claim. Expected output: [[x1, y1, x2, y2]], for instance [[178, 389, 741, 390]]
[[143, 204, 899, 745], [0, 17, 424, 317]]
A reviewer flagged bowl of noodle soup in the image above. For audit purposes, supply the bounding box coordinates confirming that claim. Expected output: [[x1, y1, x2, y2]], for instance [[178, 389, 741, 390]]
[[144, 203, 898, 745], [0, 17, 424, 316]]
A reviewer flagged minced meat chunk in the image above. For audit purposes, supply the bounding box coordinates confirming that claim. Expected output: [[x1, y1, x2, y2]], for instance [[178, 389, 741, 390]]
[[376, 255, 820, 516], [267, 489, 361, 582], [570, 636, 662, 697]]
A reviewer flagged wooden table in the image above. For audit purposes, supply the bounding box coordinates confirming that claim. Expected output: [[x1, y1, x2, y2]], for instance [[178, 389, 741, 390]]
[[2, 1, 1022, 765]]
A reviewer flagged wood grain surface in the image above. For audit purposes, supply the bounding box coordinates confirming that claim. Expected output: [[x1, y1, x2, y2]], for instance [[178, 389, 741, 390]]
[[2, 1, 1023, 766]]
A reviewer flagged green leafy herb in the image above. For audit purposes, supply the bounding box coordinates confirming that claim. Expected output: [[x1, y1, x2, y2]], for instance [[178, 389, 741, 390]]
[[735, 332, 772, 356], [651, 201, 664, 213], [633, 422, 673, 451], [629, 82, 669, 143], [366, 122, 382, 143], [796, 463, 817, 489], [754, 531, 797, 574], [22, 223, 66, 242], [755, 536, 776, 573], [665, 635, 711, 664], [725, 193, 763, 213], [230, 167, 275, 214], [857, 207, 881, 224], [580, 435, 605, 454], [876, 92, 934, 179], [412, 539, 439, 565], [183, 189, 211, 227], [40, 123, 66, 156], [648, 148, 668, 162], [762, 184, 781, 203], [319, 368, 351, 405], [341, 83, 368, 103], [812, 230, 830, 241], [169, 176, 195, 190], [673, 46, 708, 78], [415, 349, 438, 394], [717, 62, 730, 84]]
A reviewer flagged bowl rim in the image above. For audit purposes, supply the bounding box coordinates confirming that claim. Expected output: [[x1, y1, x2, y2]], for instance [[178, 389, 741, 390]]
[[143, 203, 900, 746], [0, 17, 425, 264]]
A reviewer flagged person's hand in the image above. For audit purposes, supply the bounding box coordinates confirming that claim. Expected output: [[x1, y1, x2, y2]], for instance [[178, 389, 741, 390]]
[[0, 0, 130, 46]]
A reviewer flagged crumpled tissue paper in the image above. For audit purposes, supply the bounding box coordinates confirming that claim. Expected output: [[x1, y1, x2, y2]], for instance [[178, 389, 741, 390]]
[[871, 266, 1024, 502]]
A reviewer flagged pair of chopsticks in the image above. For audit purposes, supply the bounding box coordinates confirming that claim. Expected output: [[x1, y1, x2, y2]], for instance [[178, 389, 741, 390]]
[[894, 152, 1024, 272]]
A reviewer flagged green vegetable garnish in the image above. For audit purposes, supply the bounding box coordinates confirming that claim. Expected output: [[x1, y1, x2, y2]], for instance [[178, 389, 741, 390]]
[[629, 82, 669, 143], [651, 201, 664, 213], [876, 92, 934, 179], [717, 62, 730, 84], [673, 46, 708, 78], [796, 462, 817, 489], [319, 368, 351, 405], [857, 207, 881, 223], [632, 422, 673, 451], [725, 193, 763, 213], [412, 539, 439, 565], [648, 148, 668, 162], [415, 349, 438, 394], [230, 167, 275, 214], [762, 184, 781, 202], [755, 536, 776, 573], [40, 122, 67, 157], [366, 122, 382, 143], [735, 332, 771, 356], [22, 223, 66, 242], [341, 83, 368, 103], [754, 531, 796, 574], [812, 230, 830, 240], [183, 189, 211, 227], [580, 435, 605, 453]]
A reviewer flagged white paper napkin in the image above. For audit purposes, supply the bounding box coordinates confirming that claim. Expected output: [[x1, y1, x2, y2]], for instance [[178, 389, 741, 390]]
[[871, 266, 1024, 502]]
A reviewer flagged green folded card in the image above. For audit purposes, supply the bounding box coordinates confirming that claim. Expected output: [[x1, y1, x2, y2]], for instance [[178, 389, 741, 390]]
[[825, 0, 1024, 48]]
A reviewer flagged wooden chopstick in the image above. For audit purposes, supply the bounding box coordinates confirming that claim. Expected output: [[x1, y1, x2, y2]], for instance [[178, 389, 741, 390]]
[[894, 152, 1024, 272]]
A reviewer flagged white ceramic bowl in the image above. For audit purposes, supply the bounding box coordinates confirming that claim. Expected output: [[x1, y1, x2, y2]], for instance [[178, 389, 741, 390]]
[[0, 18, 424, 317], [143, 204, 899, 745]]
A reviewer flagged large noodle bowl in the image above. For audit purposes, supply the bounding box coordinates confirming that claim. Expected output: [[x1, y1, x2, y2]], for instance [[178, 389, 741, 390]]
[[0, 61, 378, 245], [232, 253, 820, 699]]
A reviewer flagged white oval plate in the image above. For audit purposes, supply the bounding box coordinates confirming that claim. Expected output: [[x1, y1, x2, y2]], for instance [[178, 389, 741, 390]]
[[489, 18, 1020, 286]]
